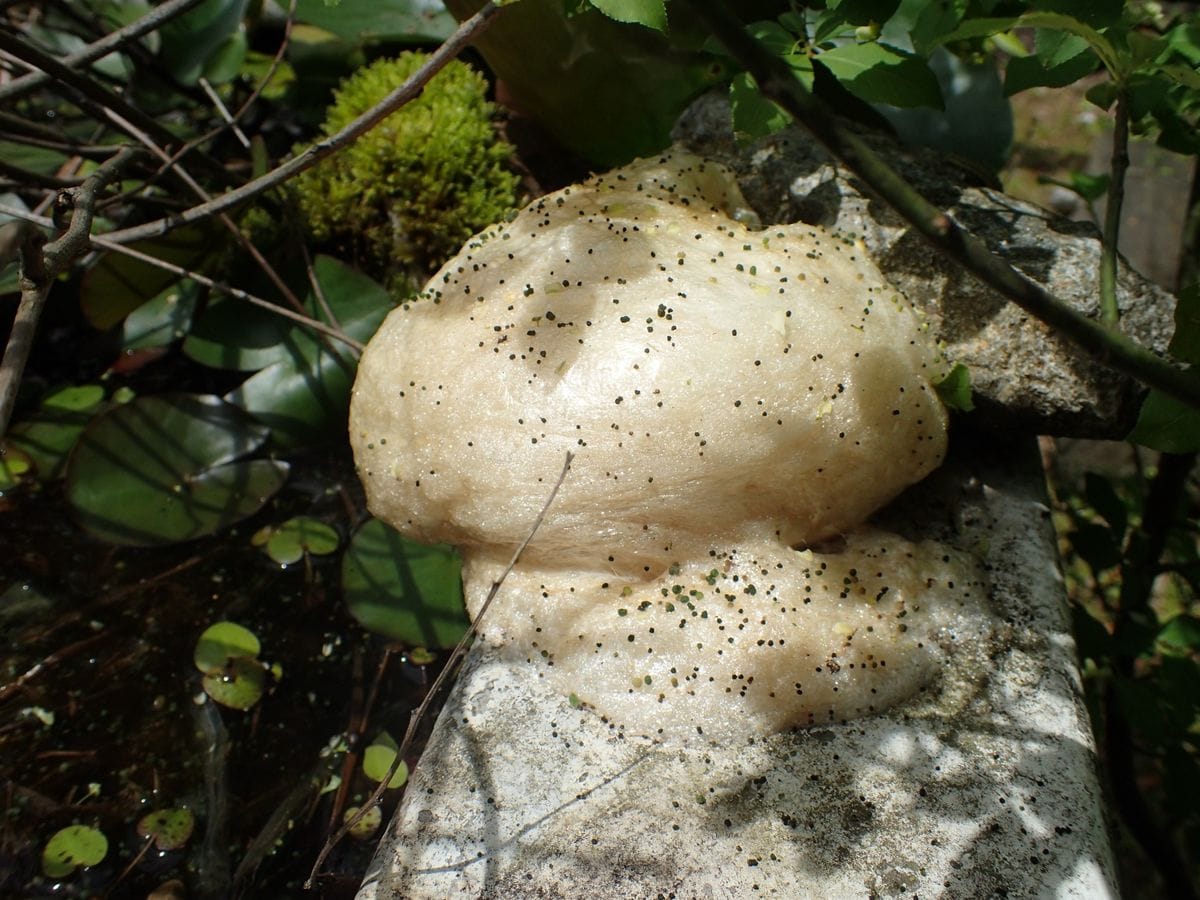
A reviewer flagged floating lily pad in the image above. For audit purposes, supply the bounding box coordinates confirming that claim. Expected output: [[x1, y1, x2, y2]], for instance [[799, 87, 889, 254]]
[[122, 281, 199, 350], [258, 516, 340, 565], [362, 733, 409, 789], [65, 393, 289, 546], [137, 808, 195, 851], [202, 656, 266, 710], [41, 824, 108, 878], [343, 804, 382, 840], [7, 384, 106, 480], [341, 518, 468, 648], [194, 621, 261, 673]]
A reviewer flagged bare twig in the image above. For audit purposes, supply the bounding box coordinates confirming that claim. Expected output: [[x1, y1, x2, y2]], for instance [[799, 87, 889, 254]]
[[0, 202, 362, 351], [1099, 90, 1129, 324], [305, 450, 576, 890], [0, 146, 141, 437], [678, 0, 1200, 410], [0, 0, 205, 105], [199, 76, 250, 148], [102, 1, 506, 246]]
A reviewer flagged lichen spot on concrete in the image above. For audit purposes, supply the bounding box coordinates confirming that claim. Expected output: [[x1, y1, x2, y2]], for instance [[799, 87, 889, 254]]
[[349, 149, 991, 741]]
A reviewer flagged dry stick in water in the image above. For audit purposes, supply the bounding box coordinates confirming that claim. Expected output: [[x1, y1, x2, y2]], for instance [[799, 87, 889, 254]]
[[0, 146, 143, 437], [305, 450, 576, 889]]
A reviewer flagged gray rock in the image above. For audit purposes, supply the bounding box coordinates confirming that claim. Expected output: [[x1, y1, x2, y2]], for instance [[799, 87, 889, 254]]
[[673, 92, 1176, 439]]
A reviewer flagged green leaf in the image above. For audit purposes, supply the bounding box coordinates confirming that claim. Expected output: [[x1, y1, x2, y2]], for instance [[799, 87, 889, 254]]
[[224, 257, 393, 447], [65, 393, 289, 546], [817, 41, 943, 108], [157, 0, 248, 85], [194, 621, 261, 673], [1127, 388, 1200, 453], [81, 224, 224, 330], [828, 0, 900, 26], [123, 282, 199, 350], [344, 804, 383, 839], [0, 445, 32, 490], [263, 516, 340, 565], [7, 384, 106, 480], [293, 0, 456, 43], [933, 362, 974, 411], [202, 656, 266, 710], [137, 808, 196, 851], [1157, 615, 1200, 656], [42, 825, 108, 878], [730, 71, 793, 142], [1004, 45, 1099, 95], [342, 518, 468, 648], [363, 733, 409, 788], [589, 0, 666, 32], [1034, 28, 1089, 68], [1168, 283, 1200, 365], [1067, 171, 1110, 202]]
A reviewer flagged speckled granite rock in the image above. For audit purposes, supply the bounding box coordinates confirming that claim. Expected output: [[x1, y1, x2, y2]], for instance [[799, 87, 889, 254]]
[[673, 92, 1175, 439], [357, 437, 1117, 899]]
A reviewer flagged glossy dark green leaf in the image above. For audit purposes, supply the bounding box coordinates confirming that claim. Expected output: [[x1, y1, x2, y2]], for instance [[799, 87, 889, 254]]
[[224, 256, 393, 447], [294, 0, 456, 43], [342, 518, 468, 648], [828, 0, 900, 27], [65, 393, 288, 546], [123, 281, 199, 350], [157, 0, 248, 85], [818, 41, 943, 108], [202, 656, 266, 710], [7, 384, 107, 480], [82, 224, 223, 330]]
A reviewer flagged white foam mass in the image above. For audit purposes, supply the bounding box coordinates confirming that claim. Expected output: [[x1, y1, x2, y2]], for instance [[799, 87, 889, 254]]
[[350, 149, 989, 740]]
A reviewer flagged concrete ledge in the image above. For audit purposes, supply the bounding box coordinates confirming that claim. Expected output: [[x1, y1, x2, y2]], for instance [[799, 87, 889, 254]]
[[358, 438, 1117, 899]]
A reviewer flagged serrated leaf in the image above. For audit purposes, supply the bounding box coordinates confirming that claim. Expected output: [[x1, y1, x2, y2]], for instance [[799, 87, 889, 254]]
[[589, 0, 665, 32], [817, 41, 943, 108], [341, 518, 468, 648]]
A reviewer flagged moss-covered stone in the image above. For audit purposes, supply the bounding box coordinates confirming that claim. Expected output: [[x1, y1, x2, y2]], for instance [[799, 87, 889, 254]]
[[294, 53, 519, 286]]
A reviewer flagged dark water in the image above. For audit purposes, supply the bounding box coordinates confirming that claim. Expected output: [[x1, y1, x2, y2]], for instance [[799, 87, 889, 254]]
[[0, 455, 441, 899]]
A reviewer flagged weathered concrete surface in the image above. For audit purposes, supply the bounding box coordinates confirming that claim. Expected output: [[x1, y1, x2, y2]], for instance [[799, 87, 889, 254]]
[[357, 436, 1117, 899], [674, 93, 1176, 439]]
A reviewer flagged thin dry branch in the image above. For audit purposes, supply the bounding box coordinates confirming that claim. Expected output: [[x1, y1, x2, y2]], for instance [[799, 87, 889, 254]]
[[305, 450, 576, 890], [0, 202, 362, 352], [0, 146, 142, 437], [102, 1, 506, 246], [0, 0, 205, 104]]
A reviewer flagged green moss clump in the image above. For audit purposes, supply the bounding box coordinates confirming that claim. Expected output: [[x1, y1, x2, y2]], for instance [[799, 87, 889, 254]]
[[294, 53, 519, 283]]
